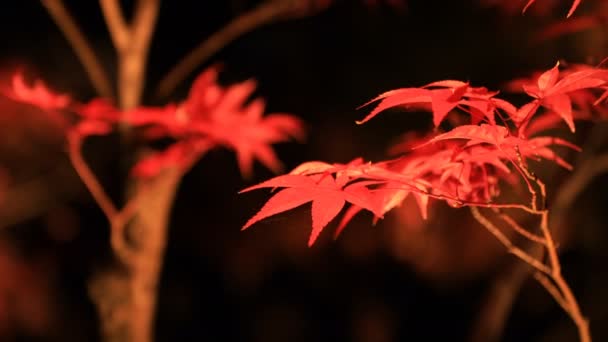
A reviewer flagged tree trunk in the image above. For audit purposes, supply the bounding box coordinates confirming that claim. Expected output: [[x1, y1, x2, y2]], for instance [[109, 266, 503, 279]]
[[89, 168, 182, 342]]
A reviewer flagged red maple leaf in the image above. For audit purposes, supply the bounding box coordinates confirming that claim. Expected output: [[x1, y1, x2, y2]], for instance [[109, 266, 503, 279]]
[[9, 73, 70, 111], [3, 68, 304, 180], [73, 99, 122, 137], [358, 80, 511, 127], [128, 67, 305, 178], [418, 123, 580, 170], [241, 162, 385, 246], [507, 62, 608, 133], [131, 140, 213, 178]]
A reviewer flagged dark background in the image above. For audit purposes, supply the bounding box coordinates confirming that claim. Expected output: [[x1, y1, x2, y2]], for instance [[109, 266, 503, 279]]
[[0, 1, 607, 341]]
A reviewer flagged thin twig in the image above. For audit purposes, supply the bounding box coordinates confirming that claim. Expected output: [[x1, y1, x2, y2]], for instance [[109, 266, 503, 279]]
[[533, 272, 571, 315], [469, 242, 545, 342], [99, 0, 129, 49], [68, 133, 140, 265], [67, 134, 117, 220], [515, 145, 540, 210], [155, 0, 291, 98], [519, 163, 590, 341], [538, 207, 591, 342], [493, 208, 547, 245], [470, 206, 552, 275], [473, 154, 608, 342], [41, 0, 113, 98], [540, 211, 561, 274]]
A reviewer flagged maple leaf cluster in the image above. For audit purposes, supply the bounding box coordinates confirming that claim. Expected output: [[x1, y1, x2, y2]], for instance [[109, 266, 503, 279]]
[[3, 68, 304, 179], [243, 61, 608, 246]]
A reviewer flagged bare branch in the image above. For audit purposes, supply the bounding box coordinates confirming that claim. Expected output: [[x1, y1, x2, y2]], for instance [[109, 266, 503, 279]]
[[493, 208, 547, 245], [155, 1, 290, 98], [132, 0, 161, 51], [41, 0, 113, 98], [119, 0, 160, 109], [67, 133, 118, 220], [469, 243, 544, 342], [537, 207, 590, 342], [99, 0, 130, 49], [533, 272, 571, 315], [470, 206, 552, 276]]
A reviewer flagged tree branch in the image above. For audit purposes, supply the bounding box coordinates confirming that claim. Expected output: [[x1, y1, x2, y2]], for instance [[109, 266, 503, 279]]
[[100, 0, 160, 110], [493, 208, 547, 245], [155, 0, 291, 98], [533, 272, 571, 316], [99, 0, 130, 49], [470, 206, 552, 276], [67, 134, 118, 220], [538, 209, 590, 342], [41, 0, 113, 99]]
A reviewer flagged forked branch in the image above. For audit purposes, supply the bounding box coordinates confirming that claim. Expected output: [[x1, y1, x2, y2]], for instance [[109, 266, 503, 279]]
[[100, 0, 160, 109], [67, 133, 138, 265], [470, 175, 590, 342], [470, 206, 551, 275], [492, 208, 547, 245]]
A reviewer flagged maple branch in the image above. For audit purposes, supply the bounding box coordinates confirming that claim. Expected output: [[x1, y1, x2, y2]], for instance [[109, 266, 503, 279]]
[[533, 271, 571, 315], [539, 211, 559, 273], [155, 0, 291, 98], [67, 134, 118, 220], [537, 206, 590, 342], [132, 0, 160, 54], [373, 184, 542, 214], [68, 133, 141, 266], [109, 189, 147, 267], [469, 242, 544, 342], [99, 0, 129, 49], [472, 153, 602, 342], [514, 145, 540, 210], [473, 167, 590, 341], [470, 206, 552, 275], [41, 0, 113, 99], [523, 156, 591, 342], [100, 0, 160, 109], [493, 208, 547, 245]]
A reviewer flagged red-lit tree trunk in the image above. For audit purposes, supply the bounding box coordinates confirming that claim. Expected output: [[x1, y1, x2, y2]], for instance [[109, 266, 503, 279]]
[[88, 168, 182, 342]]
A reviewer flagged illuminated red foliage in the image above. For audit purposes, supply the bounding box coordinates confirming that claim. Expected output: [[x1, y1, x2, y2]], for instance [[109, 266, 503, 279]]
[[2, 68, 304, 179], [242, 61, 608, 246], [9, 74, 70, 111]]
